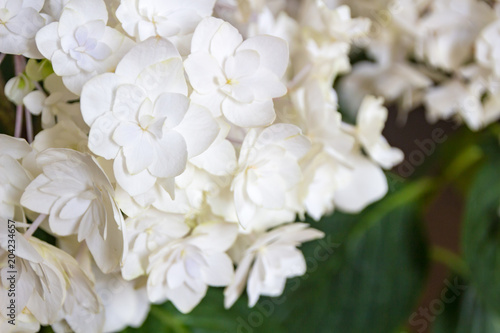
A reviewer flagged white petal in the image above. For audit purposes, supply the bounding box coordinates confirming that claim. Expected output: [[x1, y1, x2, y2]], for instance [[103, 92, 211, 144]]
[[237, 35, 289, 78], [222, 98, 275, 128], [175, 104, 219, 158], [81, 73, 127, 126], [114, 151, 156, 196]]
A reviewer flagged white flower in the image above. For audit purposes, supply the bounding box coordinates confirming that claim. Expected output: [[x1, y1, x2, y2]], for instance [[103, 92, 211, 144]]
[[81, 37, 219, 198], [330, 153, 389, 213], [414, 0, 494, 71], [0, 135, 32, 221], [232, 124, 311, 229], [300, 151, 347, 221], [185, 17, 289, 127], [5, 73, 34, 106], [287, 80, 390, 215], [116, 0, 216, 54], [0, 227, 66, 326], [20, 149, 126, 273], [224, 223, 323, 308], [355, 95, 403, 169], [93, 268, 150, 333], [0, 0, 49, 58], [23, 74, 87, 131], [122, 209, 189, 280], [476, 19, 500, 78], [41, 240, 104, 333], [31, 120, 88, 153], [35, 0, 134, 94], [147, 222, 238, 313]]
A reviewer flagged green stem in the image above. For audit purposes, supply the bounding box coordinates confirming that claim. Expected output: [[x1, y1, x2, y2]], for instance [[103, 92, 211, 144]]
[[150, 306, 189, 333], [350, 177, 436, 238], [430, 246, 470, 278]]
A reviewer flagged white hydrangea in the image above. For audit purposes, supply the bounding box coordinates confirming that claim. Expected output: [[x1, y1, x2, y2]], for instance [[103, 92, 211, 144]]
[[20, 149, 126, 273], [232, 124, 310, 229], [185, 17, 289, 127], [35, 0, 134, 94], [0, 0, 49, 58], [224, 223, 324, 308], [81, 37, 219, 199], [0, 135, 33, 221], [0, 0, 420, 324], [147, 221, 238, 313], [115, 0, 216, 54]]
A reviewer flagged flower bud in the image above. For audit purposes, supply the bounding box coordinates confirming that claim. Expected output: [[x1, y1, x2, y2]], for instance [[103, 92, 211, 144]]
[[5, 73, 34, 105]]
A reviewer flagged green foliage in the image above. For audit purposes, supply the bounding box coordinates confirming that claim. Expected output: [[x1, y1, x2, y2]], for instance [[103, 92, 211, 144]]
[[463, 152, 500, 319]]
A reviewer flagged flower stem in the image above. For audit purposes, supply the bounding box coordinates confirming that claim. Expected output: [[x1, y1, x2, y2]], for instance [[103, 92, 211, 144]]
[[13, 55, 26, 139], [14, 104, 23, 138], [25, 106, 33, 143], [24, 214, 47, 238], [430, 246, 470, 278]]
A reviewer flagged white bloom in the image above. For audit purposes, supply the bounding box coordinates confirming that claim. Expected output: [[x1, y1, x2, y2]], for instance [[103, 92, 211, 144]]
[[287, 80, 390, 215], [338, 61, 431, 115], [0, 227, 66, 326], [42, 240, 104, 333], [224, 223, 323, 308], [35, 0, 134, 94], [300, 151, 347, 220], [122, 209, 189, 280], [147, 222, 238, 313], [93, 268, 150, 333], [355, 96, 403, 169], [0, 311, 40, 333], [20, 149, 126, 273], [414, 0, 494, 71], [81, 37, 219, 198], [5, 73, 34, 106], [232, 124, 311, 229], [116, 0, 216, 54], [185, 17, 289, 127], [424, 79, 482, 130], [476, 19, 500, 77], [330, 153, 388, 213], [0, 135, 32, 221], [31, 120, 88, 153], [23, 74, 87, 131], [0, 0, 49, 58]]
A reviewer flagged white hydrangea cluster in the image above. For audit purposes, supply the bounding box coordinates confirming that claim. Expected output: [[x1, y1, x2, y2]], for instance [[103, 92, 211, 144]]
[[337, 0, 500, 131], [0, 0, 403, 331]]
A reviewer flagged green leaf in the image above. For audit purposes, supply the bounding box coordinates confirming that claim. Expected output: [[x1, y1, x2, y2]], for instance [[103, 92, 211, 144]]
[[434, 285, 500, 333], [463, 153, 500, 316], [279, 203, 428, 333]]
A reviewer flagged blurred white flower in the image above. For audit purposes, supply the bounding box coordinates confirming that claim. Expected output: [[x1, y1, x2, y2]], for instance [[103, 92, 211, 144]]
[[355, 95, 403, 169]]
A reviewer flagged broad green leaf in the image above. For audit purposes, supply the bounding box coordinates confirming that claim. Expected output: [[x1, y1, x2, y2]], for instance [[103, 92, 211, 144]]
[[463, 154, 500, 316], [278, 204, 428, 333], [434, 285, 500, 333]]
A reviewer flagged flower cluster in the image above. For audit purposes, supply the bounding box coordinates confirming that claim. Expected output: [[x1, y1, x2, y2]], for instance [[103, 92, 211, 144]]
[[0, 0, 402, 332], [338, 0, 500, 131]]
